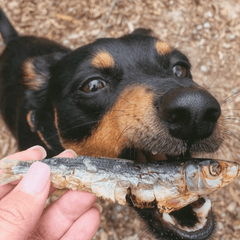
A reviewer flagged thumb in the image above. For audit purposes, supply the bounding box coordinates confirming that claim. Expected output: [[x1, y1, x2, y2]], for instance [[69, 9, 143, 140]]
[[0, 161, 51, 240]]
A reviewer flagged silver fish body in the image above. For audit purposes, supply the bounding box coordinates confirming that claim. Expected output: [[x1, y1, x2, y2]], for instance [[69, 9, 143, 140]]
[[0, 156, 239, 213]]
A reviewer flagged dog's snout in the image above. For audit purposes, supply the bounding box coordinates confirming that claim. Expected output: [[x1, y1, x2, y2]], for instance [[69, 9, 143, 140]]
[[160, 88, 221, 141]]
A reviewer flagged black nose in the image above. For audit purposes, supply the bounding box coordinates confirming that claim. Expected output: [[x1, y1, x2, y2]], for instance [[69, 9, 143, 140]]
[[160, 88, 221, 141]]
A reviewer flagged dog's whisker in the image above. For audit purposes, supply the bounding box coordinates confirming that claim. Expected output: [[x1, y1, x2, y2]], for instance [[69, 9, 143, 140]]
[[46, 112, 147, 143], [207, 86, 225, 90], [223, 129, 240, 143], [223, 116, 240, 121], [220, 90, 240, 105], [205, 70, 220, 90], [221, 109, 240, 111], [223, 116, 240, 119], [39, 120, 100, 142], [223, 123, 240, 128], [221, 140, 239, 161], [221, 139, 235, 153], [62, 120, 99, 129], [112, 125, 133, 154]]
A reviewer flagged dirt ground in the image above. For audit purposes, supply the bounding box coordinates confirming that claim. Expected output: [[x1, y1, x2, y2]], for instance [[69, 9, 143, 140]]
[[0, 0, 240, 239]]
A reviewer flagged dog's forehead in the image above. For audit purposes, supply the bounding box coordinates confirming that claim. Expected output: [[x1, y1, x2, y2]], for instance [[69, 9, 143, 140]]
[[56, 33, 191, 93], [73, 34, 177, 71]]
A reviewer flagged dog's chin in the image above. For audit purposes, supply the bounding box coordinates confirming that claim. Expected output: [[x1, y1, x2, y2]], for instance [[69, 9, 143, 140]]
[[122, 149, 215, 240]]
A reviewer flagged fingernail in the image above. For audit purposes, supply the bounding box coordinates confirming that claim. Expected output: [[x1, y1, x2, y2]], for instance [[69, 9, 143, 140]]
[[21, 162, 50, 195], [57, 149, 77, 158], [94, 203, 103, 213], [28, 145, 47, 159]]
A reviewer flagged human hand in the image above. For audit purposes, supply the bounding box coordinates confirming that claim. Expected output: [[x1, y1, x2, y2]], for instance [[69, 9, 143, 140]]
[[0, 146, 100, 240]]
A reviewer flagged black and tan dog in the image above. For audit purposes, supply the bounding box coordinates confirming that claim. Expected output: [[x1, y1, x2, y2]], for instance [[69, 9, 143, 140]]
[[0, 9, 223, 240]]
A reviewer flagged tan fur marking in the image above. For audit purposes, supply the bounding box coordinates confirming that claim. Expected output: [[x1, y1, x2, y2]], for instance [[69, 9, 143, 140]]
[[23, 60, 46, 91], [54, 85, 156, 158], [91, 50, 115, 69], [27, 111, 52, 149], [26, 111, 35, 132], [36, 130, 52, 150], [155, 41, 171, 55]]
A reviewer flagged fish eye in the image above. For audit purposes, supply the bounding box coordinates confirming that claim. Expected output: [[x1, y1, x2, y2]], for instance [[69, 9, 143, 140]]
[[80, 79, 106, 93], [209, 161, 222, 176], [173, 65, 187, 78]]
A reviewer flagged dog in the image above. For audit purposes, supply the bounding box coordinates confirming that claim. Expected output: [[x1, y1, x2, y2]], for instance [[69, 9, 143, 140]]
[[0, 9, 223, 240]]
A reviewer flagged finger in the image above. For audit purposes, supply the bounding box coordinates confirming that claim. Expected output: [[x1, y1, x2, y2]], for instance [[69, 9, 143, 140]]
[[0, 161, 50, 240], [31, 190, 98, 240], [0, 184, 14, 200], [0, 148, 76, 200], [1, 145, 47, 162], [0, 146, 47, 199], [54, 149, 77, 158], [61, 206, 100, 240]]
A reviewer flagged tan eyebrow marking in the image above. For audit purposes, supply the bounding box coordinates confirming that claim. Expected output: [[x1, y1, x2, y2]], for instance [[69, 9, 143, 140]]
[[91, 50, 115, 69], [155, 41, 172, 55]]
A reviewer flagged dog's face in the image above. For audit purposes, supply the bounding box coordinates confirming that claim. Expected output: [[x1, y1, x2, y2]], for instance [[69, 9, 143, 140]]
[[24, 29, 222, 239]]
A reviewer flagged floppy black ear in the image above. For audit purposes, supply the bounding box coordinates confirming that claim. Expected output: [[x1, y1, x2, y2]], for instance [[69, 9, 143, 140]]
[[23, 52, 67, 153], [23, 52, 67, 133], [131, 28, 153, 36], [23, 52, 66, 109]]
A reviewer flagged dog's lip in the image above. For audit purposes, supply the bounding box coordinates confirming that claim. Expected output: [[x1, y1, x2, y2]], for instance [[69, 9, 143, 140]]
[[144, 197, 214, 240], [161, 211, 214, 240], [137, 150, 168, 162], [162, 198, 214, 239]]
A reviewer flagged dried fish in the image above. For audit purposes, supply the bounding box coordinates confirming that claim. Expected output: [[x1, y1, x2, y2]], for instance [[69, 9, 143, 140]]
[[0, 157, 239, 213]]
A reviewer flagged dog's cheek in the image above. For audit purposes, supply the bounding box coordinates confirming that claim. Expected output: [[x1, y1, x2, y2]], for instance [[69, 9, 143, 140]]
[[53, 85, 162, 158], [53, 105, 128, 158]]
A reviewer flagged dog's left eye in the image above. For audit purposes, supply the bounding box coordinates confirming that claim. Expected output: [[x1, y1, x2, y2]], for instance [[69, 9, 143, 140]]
[[81, 79, 106, 93], [173, 65, 187, 78]]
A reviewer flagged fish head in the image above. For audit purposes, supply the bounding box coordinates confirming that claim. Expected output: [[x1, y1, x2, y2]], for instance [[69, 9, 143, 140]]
[[186, 159, 239, 195], [137, 159, 240, 240]]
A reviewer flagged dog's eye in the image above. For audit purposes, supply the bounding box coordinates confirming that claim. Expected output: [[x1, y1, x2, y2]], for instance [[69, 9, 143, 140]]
[[173, 65, 187, 78], [81, 79, 106, 93]]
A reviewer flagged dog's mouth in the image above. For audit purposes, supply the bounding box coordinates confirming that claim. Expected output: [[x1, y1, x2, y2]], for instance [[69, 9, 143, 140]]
[[161, 197, 214, 239], [127, 194, 214, 240], [122, 149, 215, 240]]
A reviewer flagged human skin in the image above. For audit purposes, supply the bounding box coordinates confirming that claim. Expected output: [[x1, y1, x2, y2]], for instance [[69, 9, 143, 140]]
[[0, 146, 100, 240]]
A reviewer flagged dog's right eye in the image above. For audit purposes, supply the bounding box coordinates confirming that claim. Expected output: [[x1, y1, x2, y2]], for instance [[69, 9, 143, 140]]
[[173, 65, 187, 78], [80, 79, 106, 93]]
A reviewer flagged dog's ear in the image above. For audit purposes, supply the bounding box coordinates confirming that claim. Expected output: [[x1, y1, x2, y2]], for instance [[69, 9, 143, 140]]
[[131, 28, 153, 36], [23, 52, 66, 109], [23, 52, 67, 134], [23, 52, 65, 93]]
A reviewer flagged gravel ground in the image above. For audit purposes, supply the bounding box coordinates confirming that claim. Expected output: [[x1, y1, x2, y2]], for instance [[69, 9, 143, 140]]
[[0, 0, 240, 239]]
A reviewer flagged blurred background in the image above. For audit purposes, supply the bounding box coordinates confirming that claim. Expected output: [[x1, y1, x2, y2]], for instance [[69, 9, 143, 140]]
[[0, 0, 240, 239]]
